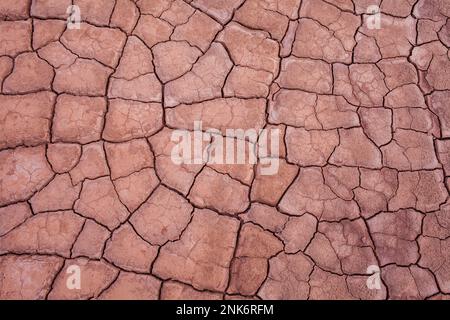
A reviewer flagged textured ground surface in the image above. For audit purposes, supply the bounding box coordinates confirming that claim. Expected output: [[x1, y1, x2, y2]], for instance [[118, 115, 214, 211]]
[[1, 0, 450, 300]]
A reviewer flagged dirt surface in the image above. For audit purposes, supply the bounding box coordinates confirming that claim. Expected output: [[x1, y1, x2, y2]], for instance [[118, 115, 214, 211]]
[[1, 0, 450, 300]]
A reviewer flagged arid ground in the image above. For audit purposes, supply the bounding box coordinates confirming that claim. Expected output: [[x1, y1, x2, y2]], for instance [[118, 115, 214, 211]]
[[0, 0, 450, 300]]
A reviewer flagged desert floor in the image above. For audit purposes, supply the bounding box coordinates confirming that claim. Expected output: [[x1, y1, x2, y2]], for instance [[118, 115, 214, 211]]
[[0, 0, 449, 300]]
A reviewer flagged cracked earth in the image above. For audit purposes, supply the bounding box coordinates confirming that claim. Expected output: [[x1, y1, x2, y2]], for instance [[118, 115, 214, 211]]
[[0, 0, 450, 300]]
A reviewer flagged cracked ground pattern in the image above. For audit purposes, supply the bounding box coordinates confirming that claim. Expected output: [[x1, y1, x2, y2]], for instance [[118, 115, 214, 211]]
[[0, 0, 450, 300]]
